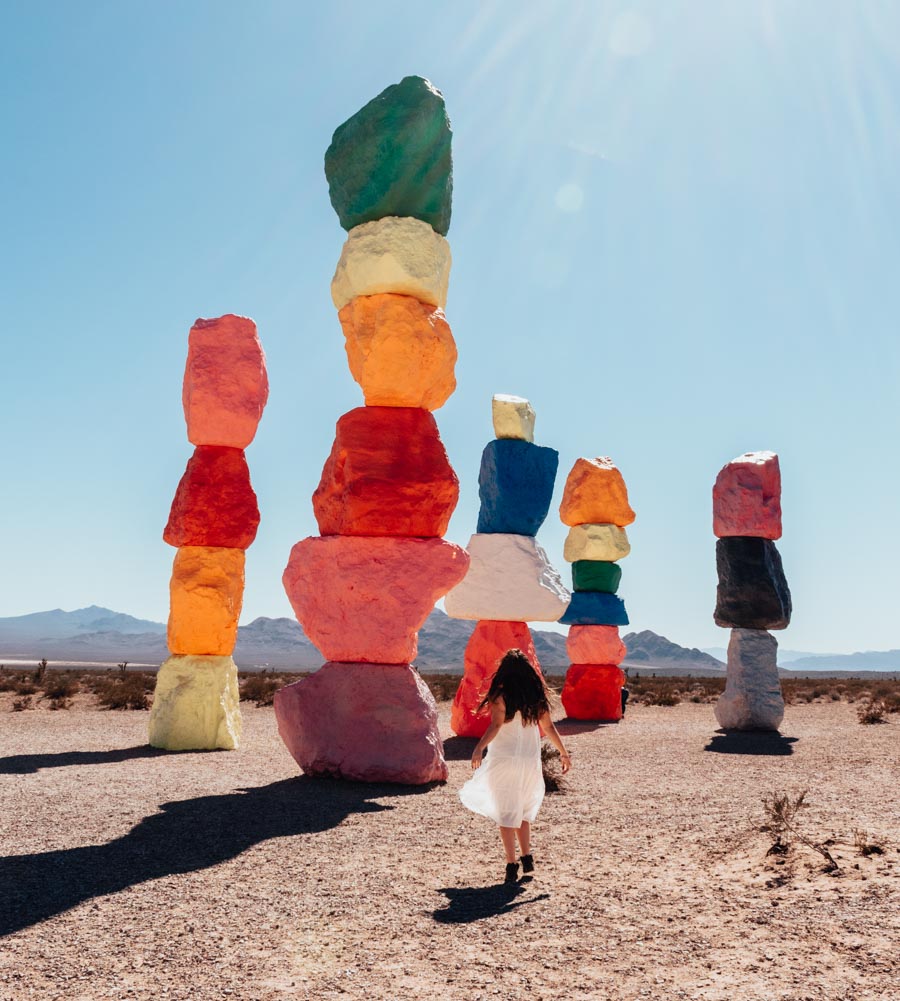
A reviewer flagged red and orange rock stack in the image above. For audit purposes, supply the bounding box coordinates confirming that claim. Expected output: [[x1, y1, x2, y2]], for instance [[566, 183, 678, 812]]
[[149, 315, 269, 750], [274, 77, 469, 785]]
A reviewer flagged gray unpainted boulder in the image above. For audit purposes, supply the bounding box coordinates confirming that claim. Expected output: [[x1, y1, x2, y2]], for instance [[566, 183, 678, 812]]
[[714, 628, 785, 731]]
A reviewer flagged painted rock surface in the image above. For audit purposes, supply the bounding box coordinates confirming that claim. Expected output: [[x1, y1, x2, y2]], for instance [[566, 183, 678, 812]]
[[167, 546, 245, 655], [331, 217, 451, 310], [566, 625, 627, 666], [313, 406, 459, 536], [451, 621, 541, 738], [571, 560, 621, 593], [559, 591, 629, 627], [183, 314, 269, 448], [713, 451, 782, 540], [563, 524, 631, 563], [283, 535, 469, 664], [714, 628, 784, 730], [491, 394, 535, 442], [148, 654, 241, 750], [476, 439, 559, 536], [339, 295, 457, 410], [275, 662, 448, 784], [715, 537, 792, 630], [325, 76, 452, 235], [164, 445, 259, 549], [559, 457, 635, 528], [561, 664, 626, 721], [444, 533, 571, 622]]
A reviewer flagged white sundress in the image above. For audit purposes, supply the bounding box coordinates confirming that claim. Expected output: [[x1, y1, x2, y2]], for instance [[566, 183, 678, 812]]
[[459, 711, 544, 828]]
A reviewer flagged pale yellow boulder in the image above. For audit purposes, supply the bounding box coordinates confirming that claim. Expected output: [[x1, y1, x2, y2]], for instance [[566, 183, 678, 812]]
[[491, 394, 535, 442], [148, 654, 241, 751], [330, 216, 451, 310], [563, 523, 631, 562]]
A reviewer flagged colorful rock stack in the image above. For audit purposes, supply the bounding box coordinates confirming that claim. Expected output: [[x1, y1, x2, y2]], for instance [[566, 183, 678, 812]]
[[274, 77, 469, 785], [444, 395, 570, 737], [712, 451, 791, 730], [558, 457, 635, 721], [149, 314, 268, 750]]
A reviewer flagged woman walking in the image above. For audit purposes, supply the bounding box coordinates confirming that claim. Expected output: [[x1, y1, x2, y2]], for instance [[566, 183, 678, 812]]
[[459, 649, 572, 883]]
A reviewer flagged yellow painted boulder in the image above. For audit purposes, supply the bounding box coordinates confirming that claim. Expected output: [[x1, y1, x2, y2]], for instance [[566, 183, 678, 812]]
[[167, 546, 245, 655], [331, 216, 451, 310], [491, 394, 535, 442], [339, 293, 457, 410], [559, 457, 635, 527], [148, 654, 241, 750], [563, 524, 631, 562]]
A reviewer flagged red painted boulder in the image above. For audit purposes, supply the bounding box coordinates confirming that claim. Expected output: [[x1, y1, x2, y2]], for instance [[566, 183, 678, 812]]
[[566, 625, 626, 666], [713, 451, 782, 539], [313, 406, 459, 537], [451, 621, 542, 738], [275, 662, 448, 784], [164, 446, 260, 549], [283, 535, 469, 663], [183, 315, 269, 448], [561, 664, 626, 721]]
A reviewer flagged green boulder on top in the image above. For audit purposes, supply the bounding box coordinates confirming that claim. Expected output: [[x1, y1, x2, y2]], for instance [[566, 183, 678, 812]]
[[572, 560, 622, 593], [325, 76, 452, 236]]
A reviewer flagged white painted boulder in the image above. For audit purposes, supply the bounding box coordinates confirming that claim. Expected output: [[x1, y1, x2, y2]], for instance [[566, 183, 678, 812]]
[[714, 628, 785, 731], [148, 654, 241, 750], [444, 533, 571, 621], [491, 394, 535, 442], [330, 216, 451, 309], [563, 523, 631, 562]]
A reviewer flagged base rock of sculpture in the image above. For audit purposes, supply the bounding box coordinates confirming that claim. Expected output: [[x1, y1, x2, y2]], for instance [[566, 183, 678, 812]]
[[148, 655, 241, 750], [714, 628, 784, 731], [275, 662, 448, 784], [715, 537, 791, 629], [561, 664, 626, 721]]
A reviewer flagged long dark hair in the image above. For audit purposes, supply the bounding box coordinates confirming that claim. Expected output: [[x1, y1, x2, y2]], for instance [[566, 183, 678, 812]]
[[478, 649, 550, 725]]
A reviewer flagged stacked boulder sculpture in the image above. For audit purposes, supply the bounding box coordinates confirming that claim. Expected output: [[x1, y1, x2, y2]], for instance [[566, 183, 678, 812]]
[[274, 77, 469, 785], [558, 458, 635, 720], [149, 315, 268, 750], [712, 451, 791, 730], [445, 395, 569, 737]]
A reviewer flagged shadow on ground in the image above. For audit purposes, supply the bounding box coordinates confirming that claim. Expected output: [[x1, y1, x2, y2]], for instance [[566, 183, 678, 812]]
[[442, 736, 478, 761], [704, 730, 798, 755], [558, 719, 617, 736], [0, 776, 431, 937], [433, 882, 549, 924], [0, 745, 169, 775]]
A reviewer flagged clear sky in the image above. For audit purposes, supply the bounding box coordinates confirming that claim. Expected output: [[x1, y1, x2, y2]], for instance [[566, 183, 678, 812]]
[[2, 1, 898, 654]]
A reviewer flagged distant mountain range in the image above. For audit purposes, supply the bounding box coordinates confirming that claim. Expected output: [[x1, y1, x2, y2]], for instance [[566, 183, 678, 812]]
[[0, 606, 895, 675]]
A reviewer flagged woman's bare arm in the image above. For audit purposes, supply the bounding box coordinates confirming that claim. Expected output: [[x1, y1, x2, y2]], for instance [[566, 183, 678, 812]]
[[539, 710, 572, 773], [470, 697, 507, 769]]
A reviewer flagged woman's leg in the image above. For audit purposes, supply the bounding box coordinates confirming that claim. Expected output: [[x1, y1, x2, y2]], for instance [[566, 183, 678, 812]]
[[516, 820, 531, 856], [499, 826, 518, 863]]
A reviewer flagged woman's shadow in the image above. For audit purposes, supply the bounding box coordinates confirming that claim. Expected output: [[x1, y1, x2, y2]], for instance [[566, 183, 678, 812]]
[[433, 880, 548, 924]]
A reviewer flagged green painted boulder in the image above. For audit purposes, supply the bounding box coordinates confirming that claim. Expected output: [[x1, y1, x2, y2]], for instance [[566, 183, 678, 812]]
[[572, 560, 622, 593], [324, 76, 452, 236]]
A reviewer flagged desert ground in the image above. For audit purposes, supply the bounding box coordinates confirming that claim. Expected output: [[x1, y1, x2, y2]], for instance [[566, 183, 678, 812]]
[[0, 694, 897, 1001]]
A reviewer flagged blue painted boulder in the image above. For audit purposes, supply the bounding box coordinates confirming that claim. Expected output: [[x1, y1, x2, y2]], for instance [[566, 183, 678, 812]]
[[559, 591, 629, 627], [476, 439, 559, 536]]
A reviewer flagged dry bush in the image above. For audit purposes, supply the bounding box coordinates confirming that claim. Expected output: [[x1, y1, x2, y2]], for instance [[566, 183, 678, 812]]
[[857, 699, 888, 724], [851, 828, 886, 857], [420, 673, 460, 704], [12, 695, 33, 711], [48, 697, 73, 711], [91, 672, 154, 710], [541, 744, 565, 793], [761, 789, 839, 872], [239, 672, 281, 707], [42, 671, 80, 701]]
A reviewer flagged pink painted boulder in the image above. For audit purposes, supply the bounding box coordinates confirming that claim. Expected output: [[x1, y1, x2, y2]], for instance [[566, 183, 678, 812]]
[[713, 451, 782, 539], [451, 621, 542, 738], [183, 314, 269, 448], [275, 662, 448, 784], [283, 535, 469, 663], [566, 625, 627, 666]]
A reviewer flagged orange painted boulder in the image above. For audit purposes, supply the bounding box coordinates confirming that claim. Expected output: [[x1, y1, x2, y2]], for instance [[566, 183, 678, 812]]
[[566, 625, 627, 666], [338, 294, 457, 410], [561, 664, 626, 721], [559, 457, 635, 527], [183, 314, 269, 448], [283, 535, 469, 663], [164, 446, 260, 549], [451, 621, 542, 738], [168, 546, 245, 655], [713, 451, 782, 539], [313, 406, 459, 537], [274, 661, 448, 784]]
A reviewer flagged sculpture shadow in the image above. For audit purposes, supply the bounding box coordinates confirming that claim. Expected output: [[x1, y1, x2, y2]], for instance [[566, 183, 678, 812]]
[[0, 776, 430, 937], [704, 730, 798, 756], [0, 745, 169, 775], [442, 736, 478, 761], [432, 883, 549, 924], [557, 719, 617, 736]]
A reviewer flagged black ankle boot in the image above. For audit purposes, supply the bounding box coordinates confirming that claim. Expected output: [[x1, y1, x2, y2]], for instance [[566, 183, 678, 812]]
[[520, 854, 534, 874], [504, 862, 519, 884]]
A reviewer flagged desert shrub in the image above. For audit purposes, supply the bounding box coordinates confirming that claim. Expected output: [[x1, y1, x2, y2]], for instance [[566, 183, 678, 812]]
[[13, 678, 37, 696], [92, 672, 154, 710], [541, 744, 565, 793], [42, 671, 80, 701], [761, 789, 839, 871], [48, 697, 73, 711], [857, 699, 888, 724], [12, 695, 33, 711], [419, 674, 460, 703], [851, 828, 886, 857], [239, 672, 281, 707], [33, 659, 48, 683]]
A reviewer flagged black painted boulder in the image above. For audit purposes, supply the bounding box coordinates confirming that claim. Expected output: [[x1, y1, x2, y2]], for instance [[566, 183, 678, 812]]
[[476, 439, 559, 536], [714, 537, 792, 629], [324, 76, 453, 235]]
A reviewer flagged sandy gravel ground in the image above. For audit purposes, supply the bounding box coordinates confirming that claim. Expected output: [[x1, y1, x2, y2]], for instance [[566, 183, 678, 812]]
[[0, 697, 897, 1001]]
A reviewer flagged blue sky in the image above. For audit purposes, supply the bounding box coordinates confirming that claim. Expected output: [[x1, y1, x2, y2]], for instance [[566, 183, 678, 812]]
[[2, 1, 898, 653]]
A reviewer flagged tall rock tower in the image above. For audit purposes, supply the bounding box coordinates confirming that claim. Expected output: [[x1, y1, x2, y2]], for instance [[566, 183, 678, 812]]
[[274, 77, 469, 784]]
